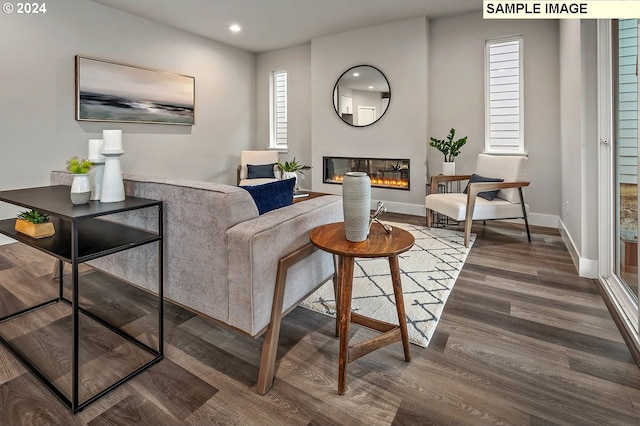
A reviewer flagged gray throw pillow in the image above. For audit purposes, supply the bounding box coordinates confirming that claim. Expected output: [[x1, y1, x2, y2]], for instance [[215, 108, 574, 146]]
[[247, 163, 276, 179], [463, 173, 504, 201]]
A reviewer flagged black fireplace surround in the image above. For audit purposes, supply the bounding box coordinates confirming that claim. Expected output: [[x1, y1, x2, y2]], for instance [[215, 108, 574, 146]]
[[323, 156, 410, 190]]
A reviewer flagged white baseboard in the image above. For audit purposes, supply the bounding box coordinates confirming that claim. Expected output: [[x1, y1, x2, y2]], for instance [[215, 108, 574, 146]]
[[558, 218, 598, 278], [527, 213, 558, 228]]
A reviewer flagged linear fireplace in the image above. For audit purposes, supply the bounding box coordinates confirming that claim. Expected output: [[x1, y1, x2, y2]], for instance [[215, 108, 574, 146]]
[[323, 156, 410, 190]]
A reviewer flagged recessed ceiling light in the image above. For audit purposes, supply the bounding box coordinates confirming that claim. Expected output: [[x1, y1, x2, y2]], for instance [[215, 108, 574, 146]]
[[368, 86, 374, 89], [353, 72, 360, 77], [230, 24, 241, 33]]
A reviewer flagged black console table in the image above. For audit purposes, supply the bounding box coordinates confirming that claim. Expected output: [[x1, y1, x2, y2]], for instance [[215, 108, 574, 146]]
[[0, 185, 163, 413]]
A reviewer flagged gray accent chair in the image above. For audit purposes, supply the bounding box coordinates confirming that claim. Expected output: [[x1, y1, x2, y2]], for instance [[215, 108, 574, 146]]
[[50, 171, 343, 394]]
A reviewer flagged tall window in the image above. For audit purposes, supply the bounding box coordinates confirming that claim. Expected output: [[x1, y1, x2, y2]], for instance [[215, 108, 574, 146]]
[[270, 70, 288, 150], [485, 36, 524, 154]]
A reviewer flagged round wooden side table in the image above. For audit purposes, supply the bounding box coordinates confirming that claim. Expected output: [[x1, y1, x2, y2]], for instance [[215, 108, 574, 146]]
[[309, 221, 415, 394]]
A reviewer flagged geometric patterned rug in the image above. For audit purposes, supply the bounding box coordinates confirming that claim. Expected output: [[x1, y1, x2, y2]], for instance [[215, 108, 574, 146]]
[[300, 222, 475, 348]]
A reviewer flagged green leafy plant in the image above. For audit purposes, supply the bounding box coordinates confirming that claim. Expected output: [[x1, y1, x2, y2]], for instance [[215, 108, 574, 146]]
[[276, 158, 312, 175], [66, 156, 92, 174], [429, 128, 468, 162], [17, 209, 50, 224]]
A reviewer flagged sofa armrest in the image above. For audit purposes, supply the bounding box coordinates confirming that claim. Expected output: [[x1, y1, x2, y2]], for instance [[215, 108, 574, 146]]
[[226, 195, 343, 337]]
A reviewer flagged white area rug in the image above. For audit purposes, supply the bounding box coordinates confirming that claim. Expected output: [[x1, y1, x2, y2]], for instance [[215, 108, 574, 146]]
[[300, 223, 475, 348]]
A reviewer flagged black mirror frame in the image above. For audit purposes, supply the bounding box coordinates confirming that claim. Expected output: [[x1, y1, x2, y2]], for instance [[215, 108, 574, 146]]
[[332, 65, 391, 127]]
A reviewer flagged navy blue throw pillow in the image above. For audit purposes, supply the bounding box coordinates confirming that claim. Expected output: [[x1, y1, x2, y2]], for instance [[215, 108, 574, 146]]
[[247, 163, 276, 179], [240, 178, 296, 214], [463, 173, 504, 201]]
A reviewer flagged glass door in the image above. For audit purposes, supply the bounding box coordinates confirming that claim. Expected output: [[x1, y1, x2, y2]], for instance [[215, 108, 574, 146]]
[[614, 19, 639, 304], [598, 19, 639, 345]]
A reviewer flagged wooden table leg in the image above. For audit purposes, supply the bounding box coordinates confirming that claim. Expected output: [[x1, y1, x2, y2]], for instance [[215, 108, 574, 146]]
[[332, 254, 340, 337], [389, 256, 411, 362], [337, 255, 354, 395]]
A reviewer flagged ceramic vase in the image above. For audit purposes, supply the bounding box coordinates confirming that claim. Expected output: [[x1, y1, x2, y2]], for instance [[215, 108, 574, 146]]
[[70, 174, 91, 204], [342, 171, 371, 242], [281, 171, 298, 190], [442, 161, 456, 176], [100, 129, 125, 203], [89, 162, 105, 200], [88, 138, 105, 201]]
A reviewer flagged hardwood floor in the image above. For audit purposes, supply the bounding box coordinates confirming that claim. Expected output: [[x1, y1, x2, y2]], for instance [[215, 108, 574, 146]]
[[1, 216, 639, 425]]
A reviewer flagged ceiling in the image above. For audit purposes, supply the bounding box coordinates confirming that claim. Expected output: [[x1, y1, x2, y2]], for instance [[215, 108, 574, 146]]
[[90, 0, 483, 53]]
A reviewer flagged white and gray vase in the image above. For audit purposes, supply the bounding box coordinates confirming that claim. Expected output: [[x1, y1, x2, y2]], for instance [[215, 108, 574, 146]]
[[342, 171, 371, 242], [70, 173, 91, 204]]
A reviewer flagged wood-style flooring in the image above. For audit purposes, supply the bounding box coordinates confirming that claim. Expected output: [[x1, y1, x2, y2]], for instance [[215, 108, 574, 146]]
[[0, 215, 639, 425]]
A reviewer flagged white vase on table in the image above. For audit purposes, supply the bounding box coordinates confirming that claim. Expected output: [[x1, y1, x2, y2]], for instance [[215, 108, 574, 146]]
[[70, 174, 91, 204], [342, 172, 371, 242], [281, 171, 298, 190]]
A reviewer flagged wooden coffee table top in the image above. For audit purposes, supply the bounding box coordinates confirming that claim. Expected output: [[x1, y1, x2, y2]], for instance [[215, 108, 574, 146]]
[[309, 221, 414, 258]]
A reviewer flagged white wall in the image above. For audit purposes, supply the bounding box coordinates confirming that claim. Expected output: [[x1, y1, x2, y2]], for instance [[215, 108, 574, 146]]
[[256, 43, 313, 187], [0, 0, 255, 232], [559, 20, 599, 277], [430, 13, 561, 225], [311, 17, 429, 215], [560, 20, 584, 249]]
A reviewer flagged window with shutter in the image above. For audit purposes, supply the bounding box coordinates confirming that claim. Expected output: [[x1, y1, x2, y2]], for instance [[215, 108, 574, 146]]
[[270, 70, 288, 150], [485, 36, 524, 154]]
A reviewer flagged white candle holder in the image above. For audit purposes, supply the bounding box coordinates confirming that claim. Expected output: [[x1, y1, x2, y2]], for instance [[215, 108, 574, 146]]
[[100, 149, 125, 203], [88, 139, 105, 201], [89, 160, 105, 201]]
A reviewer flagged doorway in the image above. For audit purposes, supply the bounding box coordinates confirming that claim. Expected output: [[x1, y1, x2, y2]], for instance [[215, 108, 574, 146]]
[[357, 106, 376, 126]]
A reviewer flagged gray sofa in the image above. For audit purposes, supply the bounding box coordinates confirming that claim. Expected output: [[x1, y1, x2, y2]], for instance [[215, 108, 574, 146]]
[[50, 171, 343, 392]]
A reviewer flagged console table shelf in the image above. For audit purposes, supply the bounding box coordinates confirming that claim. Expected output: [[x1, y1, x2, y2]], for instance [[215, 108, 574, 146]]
[[0, 184, 163, 413], [0, 217, 159, 263]]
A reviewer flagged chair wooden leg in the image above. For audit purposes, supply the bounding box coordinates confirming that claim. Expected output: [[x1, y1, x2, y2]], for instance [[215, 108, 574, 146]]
[[464, 219, 473, 248], [426, 208, 432, 228], [464, 192, 478, 248]]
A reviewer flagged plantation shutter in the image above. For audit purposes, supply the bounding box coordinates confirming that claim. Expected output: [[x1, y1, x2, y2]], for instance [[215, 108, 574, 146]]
[[486, 37, 523, 153], [272, 70, 288, 148]]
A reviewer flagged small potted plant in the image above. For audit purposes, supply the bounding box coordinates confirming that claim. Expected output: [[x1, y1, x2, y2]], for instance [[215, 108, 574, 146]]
[[66, 156, 92, 204], [429, 128, 467, 175], [15, 209, 55, 238], [276, 158, 311, 190]]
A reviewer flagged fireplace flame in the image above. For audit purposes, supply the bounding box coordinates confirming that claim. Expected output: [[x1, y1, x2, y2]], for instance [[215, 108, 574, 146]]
[[329, 174, 408, 189]]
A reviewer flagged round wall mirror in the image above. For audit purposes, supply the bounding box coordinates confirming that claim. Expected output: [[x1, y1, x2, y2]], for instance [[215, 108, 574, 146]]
[[333, 65, 390, 127]]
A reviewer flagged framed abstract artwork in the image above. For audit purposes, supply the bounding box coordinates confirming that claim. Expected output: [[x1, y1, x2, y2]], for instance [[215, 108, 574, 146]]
[[75, 56, 195, 125]]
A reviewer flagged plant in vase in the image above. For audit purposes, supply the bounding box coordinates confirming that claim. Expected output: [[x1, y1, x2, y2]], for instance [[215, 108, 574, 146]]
[[15, 209, 55, 238], [66, 156, 92, 204], [276, 158, 311, 190], [429, 128, 467, 175]]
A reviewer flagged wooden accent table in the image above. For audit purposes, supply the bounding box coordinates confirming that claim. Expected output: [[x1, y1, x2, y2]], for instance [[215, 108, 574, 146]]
[[309, 221, 414, 394]]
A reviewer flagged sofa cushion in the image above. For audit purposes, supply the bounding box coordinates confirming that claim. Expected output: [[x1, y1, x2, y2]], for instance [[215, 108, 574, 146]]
[[247, 163, 276, 179], [463, 173, 504, 201], [241, 177, 295, 214]]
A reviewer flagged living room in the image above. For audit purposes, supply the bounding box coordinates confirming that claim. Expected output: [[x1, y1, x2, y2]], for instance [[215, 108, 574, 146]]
[[1, 0, 639, 424]]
